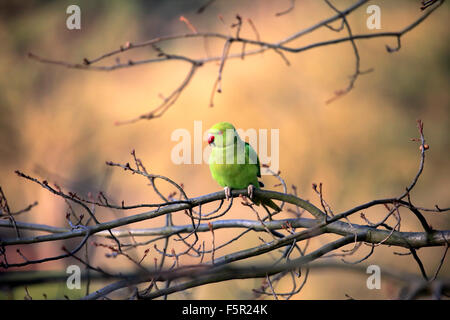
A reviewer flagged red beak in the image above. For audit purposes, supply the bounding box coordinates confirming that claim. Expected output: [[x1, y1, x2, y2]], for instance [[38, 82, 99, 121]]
[[208, 135, 215, 145]]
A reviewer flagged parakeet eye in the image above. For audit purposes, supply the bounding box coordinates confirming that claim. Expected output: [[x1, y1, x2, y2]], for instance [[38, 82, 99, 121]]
[[208, 134, 215, 144]]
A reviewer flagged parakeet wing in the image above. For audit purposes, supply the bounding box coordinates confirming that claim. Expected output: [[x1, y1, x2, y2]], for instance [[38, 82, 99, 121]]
[[244, 142, 261, 178]]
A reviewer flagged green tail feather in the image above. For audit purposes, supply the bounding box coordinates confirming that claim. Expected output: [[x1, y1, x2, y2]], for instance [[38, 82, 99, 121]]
[[262, 198, 281, 212], [253, 197, 281, 212]]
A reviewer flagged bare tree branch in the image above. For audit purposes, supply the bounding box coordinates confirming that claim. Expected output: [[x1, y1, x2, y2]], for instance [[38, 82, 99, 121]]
[[26, 0, 445, 124]]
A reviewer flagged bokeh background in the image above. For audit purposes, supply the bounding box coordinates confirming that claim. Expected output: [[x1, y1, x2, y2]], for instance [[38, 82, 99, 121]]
[[0, 0, 449, 299]]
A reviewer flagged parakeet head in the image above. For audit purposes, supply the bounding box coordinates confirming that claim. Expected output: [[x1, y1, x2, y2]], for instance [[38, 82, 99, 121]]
[[207, 122, 237, 148]]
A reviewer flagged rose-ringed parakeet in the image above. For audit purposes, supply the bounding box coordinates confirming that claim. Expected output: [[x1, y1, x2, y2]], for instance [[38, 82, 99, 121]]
[[207, 122, 280, 212]]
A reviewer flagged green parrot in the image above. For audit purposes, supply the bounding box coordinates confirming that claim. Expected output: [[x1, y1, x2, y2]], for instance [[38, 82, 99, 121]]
[[207, 122, 281, 212]]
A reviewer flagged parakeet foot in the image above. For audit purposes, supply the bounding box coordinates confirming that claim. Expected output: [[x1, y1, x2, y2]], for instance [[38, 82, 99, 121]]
[[224, 186, 231, 201], [247, 184, 255, 199]]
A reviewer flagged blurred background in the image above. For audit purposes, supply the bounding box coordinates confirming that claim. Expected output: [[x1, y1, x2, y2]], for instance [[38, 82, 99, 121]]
[[0, 0, 448, 299]]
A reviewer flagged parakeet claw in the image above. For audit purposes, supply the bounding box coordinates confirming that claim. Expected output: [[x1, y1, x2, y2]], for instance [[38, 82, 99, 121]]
[[224, 186, 231, 201], [247, 184, 255, 199]]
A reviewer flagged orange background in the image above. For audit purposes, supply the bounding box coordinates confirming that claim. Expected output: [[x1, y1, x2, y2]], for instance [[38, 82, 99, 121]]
[[0, 0, 448, 299]]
